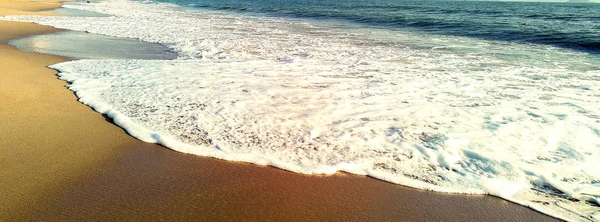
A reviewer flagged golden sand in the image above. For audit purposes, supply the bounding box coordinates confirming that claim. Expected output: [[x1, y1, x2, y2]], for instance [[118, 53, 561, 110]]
[[0, 0, 65, 16], [0, 1, 146, 219], [0, 1, 558, 221]]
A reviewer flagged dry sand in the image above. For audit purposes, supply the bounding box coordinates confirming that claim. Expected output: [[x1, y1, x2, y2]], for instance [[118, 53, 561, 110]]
[[0, 0, 62, 16], [0, 1, 560, 221]]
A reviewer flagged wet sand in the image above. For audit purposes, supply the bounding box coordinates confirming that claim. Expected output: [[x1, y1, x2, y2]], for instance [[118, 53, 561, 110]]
[[23, 143, 560, 221], [0, 1, 560, 221], [0, 1, 146, 219]]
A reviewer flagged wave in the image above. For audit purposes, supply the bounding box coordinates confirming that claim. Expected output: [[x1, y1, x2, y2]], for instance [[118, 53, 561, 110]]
[[165, 0, 600, 54]]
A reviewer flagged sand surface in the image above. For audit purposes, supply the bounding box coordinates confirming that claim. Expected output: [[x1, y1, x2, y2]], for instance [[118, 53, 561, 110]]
[[0, 1, 145, 219], [0, 0, 63, 16], [0, 1, 560, 221]]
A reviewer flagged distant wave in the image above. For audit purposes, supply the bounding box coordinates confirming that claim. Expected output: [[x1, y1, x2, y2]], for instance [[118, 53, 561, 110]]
[[168, 0, 600, 54]]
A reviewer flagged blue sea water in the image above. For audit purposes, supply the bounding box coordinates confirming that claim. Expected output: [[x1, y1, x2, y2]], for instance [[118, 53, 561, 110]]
[[157, 0, 600, 54]]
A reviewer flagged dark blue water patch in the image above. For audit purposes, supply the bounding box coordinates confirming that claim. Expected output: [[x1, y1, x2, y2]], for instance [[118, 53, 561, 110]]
[[153, 0, 600, 54], [484, 122, 501, 131], [527, 111, 542, 118], [592, 127, 600, 137], [483, 116, 501, 131], [551, 113, 567, 120], [526, 111, 550, 123], [556, 145, 584, 161], [564, 102, 584, 109]]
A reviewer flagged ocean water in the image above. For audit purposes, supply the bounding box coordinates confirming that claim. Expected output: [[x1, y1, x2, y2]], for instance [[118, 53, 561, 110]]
[[2, 0, 600, 221], [163, 0, 600, 54]]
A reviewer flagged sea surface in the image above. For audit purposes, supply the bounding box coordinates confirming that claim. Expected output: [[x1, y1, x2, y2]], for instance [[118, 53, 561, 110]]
[[164, 0, 600, 54], [2, 0, 600, 221]]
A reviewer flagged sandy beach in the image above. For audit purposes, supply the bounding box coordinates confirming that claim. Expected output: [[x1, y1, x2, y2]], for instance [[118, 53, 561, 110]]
[[0, 0, 148, 219], [0, 1, 560, 221]]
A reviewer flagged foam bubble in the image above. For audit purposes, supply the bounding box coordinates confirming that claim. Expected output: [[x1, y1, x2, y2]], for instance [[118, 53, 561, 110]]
[[51, 57, 600, 221]]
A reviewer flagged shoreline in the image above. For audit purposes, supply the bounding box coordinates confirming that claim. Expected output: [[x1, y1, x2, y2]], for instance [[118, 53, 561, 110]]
[[0, 1, 560, 221], [0, 1, 150, 219]]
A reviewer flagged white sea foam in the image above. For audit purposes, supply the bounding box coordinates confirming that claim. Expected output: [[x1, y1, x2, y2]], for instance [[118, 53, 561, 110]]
[[3, 0, 600, 221]]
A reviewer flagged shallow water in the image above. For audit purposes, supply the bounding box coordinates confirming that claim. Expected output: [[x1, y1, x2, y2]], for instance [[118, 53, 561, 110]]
[[9, 31, 177, 60]]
